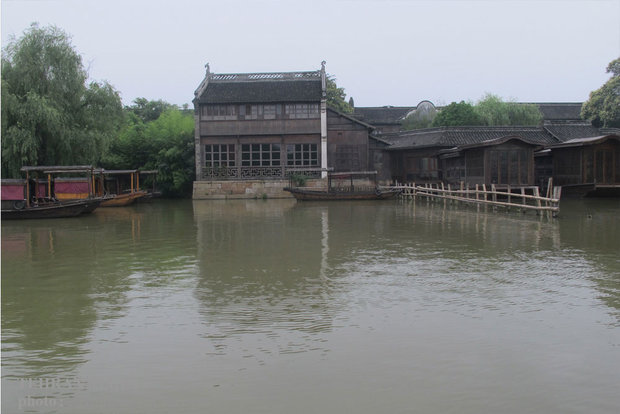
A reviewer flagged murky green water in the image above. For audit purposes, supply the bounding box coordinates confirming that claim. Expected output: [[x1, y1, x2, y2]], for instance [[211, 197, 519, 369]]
[[2, 198, 619, 413]]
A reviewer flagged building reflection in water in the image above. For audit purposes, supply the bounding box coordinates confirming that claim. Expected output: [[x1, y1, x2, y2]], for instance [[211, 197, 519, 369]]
[[193, 199, 342, 360]]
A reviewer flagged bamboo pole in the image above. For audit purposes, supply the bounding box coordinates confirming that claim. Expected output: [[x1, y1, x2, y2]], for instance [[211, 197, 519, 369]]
[[406, 186, 558, 203], [391, 185, 559, 204], [412, 189, 559, 212], [391, 183, 560, 214]]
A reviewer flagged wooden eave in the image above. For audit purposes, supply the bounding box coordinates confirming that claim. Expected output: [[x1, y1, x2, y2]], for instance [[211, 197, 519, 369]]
[[547, 134, 620, 149], [21, 165, 94, 173], [451, 135, 545, 151], [437, 135, 544, 159]]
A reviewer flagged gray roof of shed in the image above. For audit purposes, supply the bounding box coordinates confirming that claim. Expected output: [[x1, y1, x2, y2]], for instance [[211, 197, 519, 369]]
[[543, 123, 601, 141], [383, 126, 558, 150], [195, 71, 322, 104], [547, 134, 620, 148], [535, 103, 583, 120]]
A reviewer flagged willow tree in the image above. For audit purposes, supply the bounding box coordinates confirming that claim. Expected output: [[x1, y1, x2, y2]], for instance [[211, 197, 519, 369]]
[[475, 94, 542, 126], [1, 23, 124, 177]]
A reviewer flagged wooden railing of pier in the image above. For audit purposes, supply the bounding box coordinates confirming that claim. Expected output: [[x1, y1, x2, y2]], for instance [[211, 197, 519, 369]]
[[391, 178, 561, 216]]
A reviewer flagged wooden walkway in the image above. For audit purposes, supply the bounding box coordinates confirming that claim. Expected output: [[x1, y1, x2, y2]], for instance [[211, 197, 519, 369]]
[[391, 179, 561, 216]]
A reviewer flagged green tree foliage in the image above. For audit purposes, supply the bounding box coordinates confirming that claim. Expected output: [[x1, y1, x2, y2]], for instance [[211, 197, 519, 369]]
[[581, 57, 620, 128], [475, 93, 542, 126], [326, 75, 353, 113], [430, 95, 542, 128], [432, 101, 484, 127], [128, 97, 177, 123], [145, 110, 195, 197], [1, 23, 124, 177], [102, 102, 195, 197]]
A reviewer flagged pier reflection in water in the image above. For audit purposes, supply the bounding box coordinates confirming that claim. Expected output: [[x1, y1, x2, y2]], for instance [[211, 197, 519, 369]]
[[1, 198, 619, 413]]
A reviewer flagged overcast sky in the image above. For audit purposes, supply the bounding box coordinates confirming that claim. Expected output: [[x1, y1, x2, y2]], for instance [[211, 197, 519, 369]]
[[2, 0, 619, 107]]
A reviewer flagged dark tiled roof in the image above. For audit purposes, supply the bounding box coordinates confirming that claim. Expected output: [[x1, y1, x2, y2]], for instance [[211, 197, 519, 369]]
[[198, 79, 322, 103], [353, 106, 416, 125], [543, 123, 601, 142], [383, 126, 558, 150], [548, 134, 620, 148], [195, 71, 323, 104], [535, 103, 583, 121]]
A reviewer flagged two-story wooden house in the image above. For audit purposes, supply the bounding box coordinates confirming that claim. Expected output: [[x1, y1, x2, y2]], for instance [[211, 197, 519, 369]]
[[192, 63, 375, 199]]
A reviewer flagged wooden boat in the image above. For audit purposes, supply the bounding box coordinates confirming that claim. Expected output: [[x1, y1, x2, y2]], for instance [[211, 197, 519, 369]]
[[98, 169, 147, 207], [1, 198, 102, 220], [284, 170, 401, 201], [1, 166, 104, 219], [285, 186, 401, 201], [100, 190, 147, 207], [137, 170, 161, 201]]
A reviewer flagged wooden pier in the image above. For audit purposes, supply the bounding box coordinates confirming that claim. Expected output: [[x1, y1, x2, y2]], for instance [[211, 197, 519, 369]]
[[392, 179, 561, 216]]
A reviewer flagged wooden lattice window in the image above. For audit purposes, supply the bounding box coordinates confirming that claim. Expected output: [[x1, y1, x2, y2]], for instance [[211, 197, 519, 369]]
[[284, 103, 319, 119], [241, 144, 281, 167], [335, 145, 361, 171], [205, 144, 235, 167], [286, 144, 318, 166], [202, 105, 237, 120], [488, 148, 529, 185]]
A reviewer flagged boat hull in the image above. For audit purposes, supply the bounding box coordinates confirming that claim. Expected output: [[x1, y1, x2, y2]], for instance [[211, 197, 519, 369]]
[[1, 198, 102, 220], [100, 191, 147, 207], [284, 187, 401, 201]]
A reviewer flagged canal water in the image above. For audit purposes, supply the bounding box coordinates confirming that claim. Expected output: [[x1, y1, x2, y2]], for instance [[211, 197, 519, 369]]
[[2, 198, 619, 413]]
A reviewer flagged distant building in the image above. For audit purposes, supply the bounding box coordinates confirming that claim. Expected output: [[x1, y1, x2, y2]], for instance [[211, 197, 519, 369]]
[[381, 126, 555, 185], [353, 106, 416, 134]]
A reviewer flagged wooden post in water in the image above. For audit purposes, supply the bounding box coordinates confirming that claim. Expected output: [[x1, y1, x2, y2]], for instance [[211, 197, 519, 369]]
[[533, 187, 541, 215], [546, 177, 553, 210]]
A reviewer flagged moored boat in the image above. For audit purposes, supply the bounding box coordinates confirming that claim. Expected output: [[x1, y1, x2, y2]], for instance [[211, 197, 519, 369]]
[[100, 190, 147, 207], [284, 186, 401, 201], [98, 169, 147, 207], [284, 170, 401, 201], [1, 198, 101, 220], [1, 166, 104, 219]]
